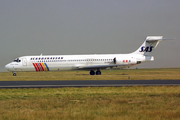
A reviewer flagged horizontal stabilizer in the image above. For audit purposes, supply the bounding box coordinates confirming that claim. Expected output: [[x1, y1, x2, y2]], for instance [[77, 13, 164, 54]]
[[146, 36, 175, 41], [146, 36, 163, 41]]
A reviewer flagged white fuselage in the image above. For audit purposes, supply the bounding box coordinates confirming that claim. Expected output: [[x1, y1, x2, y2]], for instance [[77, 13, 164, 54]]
[[5, 53, 151, 72]]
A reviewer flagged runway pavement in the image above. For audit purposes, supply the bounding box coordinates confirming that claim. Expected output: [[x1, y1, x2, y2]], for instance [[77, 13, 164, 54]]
[[0, 80, 180, 88]]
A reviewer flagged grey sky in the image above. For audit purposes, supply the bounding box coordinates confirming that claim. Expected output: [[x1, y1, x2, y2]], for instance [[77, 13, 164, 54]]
[[0, 0, 180, 72]]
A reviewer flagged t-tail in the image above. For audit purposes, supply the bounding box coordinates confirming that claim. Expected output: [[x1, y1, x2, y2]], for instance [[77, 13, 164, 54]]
[[131, 36, 174, 63], [133, 36, 164, 56]]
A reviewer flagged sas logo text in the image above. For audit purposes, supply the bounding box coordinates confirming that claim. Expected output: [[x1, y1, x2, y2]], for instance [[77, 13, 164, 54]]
[[139, 46, 153, 52]]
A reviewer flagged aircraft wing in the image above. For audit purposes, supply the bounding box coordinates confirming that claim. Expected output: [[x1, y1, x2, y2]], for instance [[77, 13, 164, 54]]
[[73, 64, 129, 70]]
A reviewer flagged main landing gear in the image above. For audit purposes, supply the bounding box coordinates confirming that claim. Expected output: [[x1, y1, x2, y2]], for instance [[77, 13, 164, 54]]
[[90, 69, 101, 75]]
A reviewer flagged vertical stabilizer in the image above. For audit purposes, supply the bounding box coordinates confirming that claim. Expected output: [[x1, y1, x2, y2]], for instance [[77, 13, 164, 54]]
[[132, 36, 163, 56]]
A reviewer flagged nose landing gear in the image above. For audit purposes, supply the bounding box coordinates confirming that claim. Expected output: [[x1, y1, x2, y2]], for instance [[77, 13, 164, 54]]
[[12, 72, 17, 76]]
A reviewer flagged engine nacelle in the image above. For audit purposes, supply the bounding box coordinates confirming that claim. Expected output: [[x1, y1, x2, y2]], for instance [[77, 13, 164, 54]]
[[114, 57, 138, 65]]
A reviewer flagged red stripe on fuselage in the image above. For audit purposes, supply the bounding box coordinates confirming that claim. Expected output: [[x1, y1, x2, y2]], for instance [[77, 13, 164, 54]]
[[32, 63, 38, 71], [35, 63, 40, 71], [39, 63, 44, 71]]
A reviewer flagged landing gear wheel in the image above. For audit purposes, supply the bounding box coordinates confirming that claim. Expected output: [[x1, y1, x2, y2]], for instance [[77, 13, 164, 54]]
[[90, 70, 95, 75], [96, 71, 101, 75], [13, 73, 17, 76]]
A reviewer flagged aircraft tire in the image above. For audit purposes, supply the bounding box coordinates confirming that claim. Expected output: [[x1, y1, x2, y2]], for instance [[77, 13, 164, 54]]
[[96, 71, 101, 75], [90, 70, 95, 75], [13, 73, 17, 76]]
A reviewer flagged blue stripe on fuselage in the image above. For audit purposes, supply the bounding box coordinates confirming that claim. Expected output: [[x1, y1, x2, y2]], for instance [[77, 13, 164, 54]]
[[44, 63, 49, 71]]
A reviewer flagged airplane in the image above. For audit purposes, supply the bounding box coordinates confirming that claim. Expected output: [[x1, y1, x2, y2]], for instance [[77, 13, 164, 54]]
[[5, 36, 171, 76]]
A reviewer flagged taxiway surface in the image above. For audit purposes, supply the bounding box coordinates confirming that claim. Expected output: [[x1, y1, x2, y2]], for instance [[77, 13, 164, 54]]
[[0, 80, 180, 88]]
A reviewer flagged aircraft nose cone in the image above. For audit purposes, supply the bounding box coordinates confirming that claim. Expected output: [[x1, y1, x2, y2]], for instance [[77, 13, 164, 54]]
[[5, 64, 10, 70]]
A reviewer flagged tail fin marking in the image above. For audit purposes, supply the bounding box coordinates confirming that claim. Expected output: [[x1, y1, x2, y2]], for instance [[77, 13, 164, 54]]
[[133, 36, 163, 56]]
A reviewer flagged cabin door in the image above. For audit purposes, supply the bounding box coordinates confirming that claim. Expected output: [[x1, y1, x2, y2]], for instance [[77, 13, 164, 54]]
[[22, 58, 27, 66]]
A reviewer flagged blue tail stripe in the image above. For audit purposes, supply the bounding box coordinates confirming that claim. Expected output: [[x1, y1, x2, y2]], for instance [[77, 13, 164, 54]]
[[44, 63, 49, 71]]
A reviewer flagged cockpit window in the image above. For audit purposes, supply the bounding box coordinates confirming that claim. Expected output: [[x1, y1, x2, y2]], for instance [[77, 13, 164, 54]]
[[13, 58, 21, 62]]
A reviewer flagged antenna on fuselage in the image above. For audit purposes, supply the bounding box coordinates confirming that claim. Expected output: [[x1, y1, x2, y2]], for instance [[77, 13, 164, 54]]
[[40, 53, 43, 56]]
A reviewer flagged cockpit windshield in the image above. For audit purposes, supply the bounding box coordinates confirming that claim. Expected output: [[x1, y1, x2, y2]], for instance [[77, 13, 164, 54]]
[[13, 58, 21, 62]]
